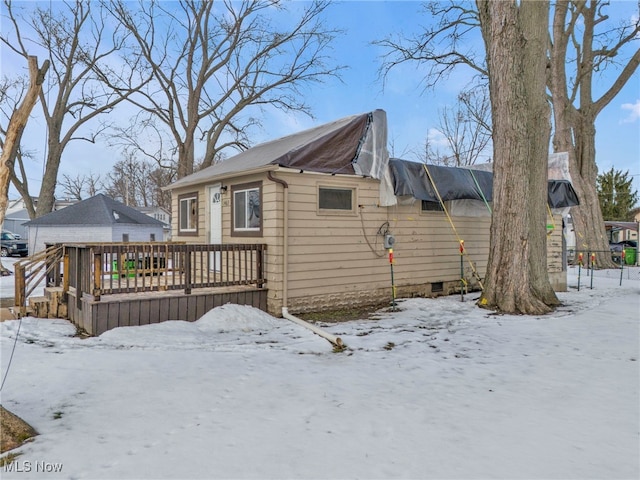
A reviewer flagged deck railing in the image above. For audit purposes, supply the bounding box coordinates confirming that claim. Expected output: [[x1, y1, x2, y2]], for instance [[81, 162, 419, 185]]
[[16, 243, 267, 310]]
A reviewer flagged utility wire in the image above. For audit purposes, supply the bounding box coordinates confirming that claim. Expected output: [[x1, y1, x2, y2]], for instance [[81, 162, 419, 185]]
[[0, 316, 23, 392]]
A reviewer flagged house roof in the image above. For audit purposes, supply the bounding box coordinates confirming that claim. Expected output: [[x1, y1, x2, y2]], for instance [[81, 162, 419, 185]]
[[24, 194, 165, 227], [167, 109, 389, 190]]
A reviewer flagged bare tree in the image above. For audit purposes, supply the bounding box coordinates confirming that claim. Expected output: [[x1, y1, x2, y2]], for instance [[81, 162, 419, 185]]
[[476, 0, 559, 314], [109, 0, 344, 179], [1, 0, 147, 217], [549, 0, 640, 266], [0, 56, 49, 274], [103, 154, 174, 210], [59, 172, 102, 200], [0, 75, 38, 219], [435, 87, 491, 166]]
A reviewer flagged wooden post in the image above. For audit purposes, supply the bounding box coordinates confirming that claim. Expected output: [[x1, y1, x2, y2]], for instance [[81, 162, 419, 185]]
[[14, 262, 25, 316], [93, 251, 102, 300], [62, 250, 70, 300], [257, 245, 264, 288], [184, 246, 192, 294]]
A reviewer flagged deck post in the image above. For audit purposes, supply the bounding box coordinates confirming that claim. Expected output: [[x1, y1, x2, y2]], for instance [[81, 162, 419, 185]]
[[62, 249, 70, 299], [184, 246, 192, 294], [14, 262, 26, 316], [93, 250, 102, 300], [257, 245, 264, 288]]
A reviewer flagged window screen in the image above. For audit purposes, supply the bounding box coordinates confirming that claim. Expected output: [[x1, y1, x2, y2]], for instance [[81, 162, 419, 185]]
[[319, 187, 353, 211], [421, 200, 444, 212]]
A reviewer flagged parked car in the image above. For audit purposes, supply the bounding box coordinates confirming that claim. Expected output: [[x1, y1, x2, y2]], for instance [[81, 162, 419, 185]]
[[1, 230, 28, 257]]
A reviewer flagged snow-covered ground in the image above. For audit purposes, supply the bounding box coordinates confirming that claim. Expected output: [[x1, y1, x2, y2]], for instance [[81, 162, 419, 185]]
[[1, 260, 639, 479]]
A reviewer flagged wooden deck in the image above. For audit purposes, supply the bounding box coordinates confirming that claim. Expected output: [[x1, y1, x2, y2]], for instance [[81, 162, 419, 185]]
[[66, 285, 268, 336], [15, 242, 268, 336]]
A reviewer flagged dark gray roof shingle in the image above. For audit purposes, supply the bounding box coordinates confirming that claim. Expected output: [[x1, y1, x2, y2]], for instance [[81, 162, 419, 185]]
[[24, 194, 165, 227]]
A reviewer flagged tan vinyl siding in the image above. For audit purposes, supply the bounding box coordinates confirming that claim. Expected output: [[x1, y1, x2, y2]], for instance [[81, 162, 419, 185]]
[[278, 172, 490, 313], [170, 168, 565, 315]]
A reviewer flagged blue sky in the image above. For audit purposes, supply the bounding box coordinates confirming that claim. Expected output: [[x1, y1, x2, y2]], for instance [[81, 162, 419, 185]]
[[3, 0, 639, 198]]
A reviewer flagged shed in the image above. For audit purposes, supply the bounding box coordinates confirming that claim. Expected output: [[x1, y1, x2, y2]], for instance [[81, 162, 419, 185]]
[[24, 194, 166, 254], [165, 109, 575, 317]]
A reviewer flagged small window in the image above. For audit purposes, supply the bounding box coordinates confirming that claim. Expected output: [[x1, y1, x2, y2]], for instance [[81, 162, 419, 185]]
[[318, 187, 354, 213], [179, 193, 198, 235], [150, 233, 156, 242], [122, 233, 130, 242], [421, 200, 444, 212], [232, 182, 262, 237]]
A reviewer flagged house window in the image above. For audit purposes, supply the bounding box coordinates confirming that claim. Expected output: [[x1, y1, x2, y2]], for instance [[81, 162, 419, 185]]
[[421, 200, 444, 212], [232, 182, 262, 237], [122, 233, 130, 242], [318, 186, 355, 214], [179, 193, 198, 235], [150, 233, 156, 242]]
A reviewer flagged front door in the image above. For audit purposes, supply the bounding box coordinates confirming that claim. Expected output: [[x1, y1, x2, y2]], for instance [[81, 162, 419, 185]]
[[208, 184, 222, 271]]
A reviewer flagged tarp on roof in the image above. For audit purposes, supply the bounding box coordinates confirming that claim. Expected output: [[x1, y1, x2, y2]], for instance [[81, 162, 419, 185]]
[[168, 110, 389, 191], [389, 159, 493, 202], [548, 180, 579, 209], [389, 158, 579, 209]]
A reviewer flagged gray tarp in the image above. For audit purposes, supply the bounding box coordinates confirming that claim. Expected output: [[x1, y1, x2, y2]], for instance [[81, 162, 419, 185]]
[[390, 158, 579, 208], [389, 159, 493, 202]]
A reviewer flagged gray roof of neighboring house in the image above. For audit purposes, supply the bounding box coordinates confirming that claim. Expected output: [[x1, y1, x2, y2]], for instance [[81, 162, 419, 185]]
[[23, 194, 165, 227], [167, 109, 388, 190]]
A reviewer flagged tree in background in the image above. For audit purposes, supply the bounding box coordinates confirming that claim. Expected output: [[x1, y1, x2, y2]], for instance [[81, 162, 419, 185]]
[[434, 87, 491, 166], [548, 1, 640, 266], [108, 0, 343, 179], [59, 172, 102, 201], [0, 74, 38, 219], [102, 154, 174, 211], [1, 0, 148, 217], [0, 56, 49, 275], [596, 168, 639, 221]]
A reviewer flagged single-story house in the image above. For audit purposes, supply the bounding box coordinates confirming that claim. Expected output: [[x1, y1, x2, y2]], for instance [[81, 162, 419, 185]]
[[24, 194, 166, 254], [165, 109, 577, 317]]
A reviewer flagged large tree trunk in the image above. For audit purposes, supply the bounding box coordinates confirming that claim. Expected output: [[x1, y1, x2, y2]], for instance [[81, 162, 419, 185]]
[[0, 56, 49, 273], [477, 0, 559, 314], [35, 138, 63, 217], [553, 114, 614, 267]]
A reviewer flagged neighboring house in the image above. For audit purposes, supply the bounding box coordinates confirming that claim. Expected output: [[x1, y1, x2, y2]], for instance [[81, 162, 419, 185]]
[[166, 109, 575, 317], [134, 206, 172, 240], [23, 194, 166, 254], [3, 208, 31, 240], [4, 198, 78, 240]]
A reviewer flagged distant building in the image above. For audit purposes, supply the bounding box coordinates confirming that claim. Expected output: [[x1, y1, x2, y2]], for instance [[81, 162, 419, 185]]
[[23, 194, 165, 254], [133, 206, 172, 240]]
